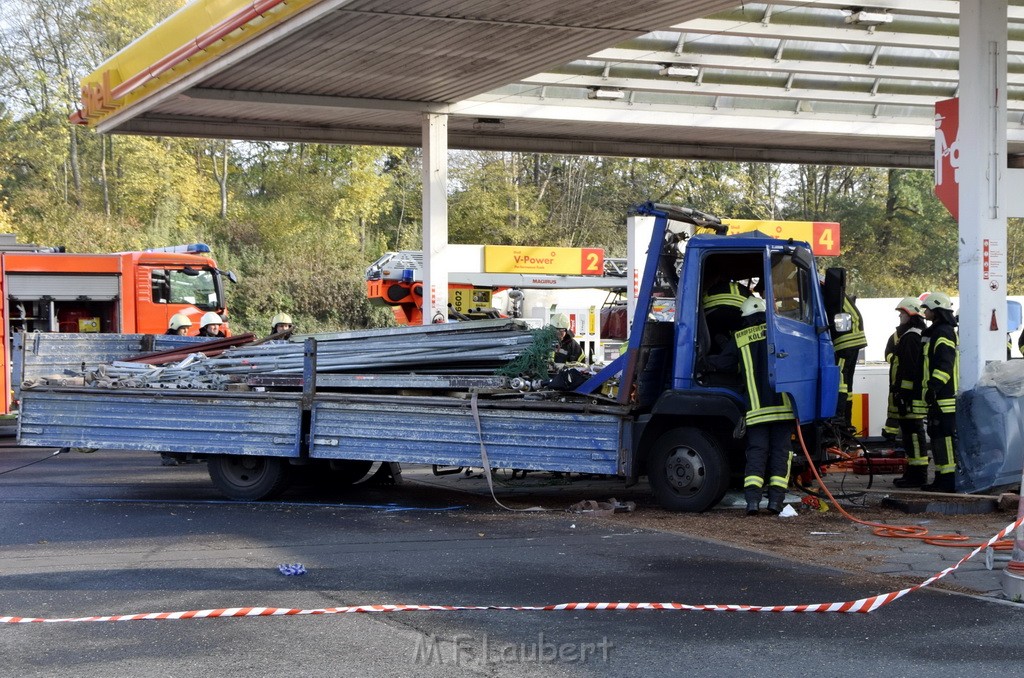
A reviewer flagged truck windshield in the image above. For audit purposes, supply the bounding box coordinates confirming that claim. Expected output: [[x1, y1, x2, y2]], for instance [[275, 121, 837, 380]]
[[151, 268, 221, 310]]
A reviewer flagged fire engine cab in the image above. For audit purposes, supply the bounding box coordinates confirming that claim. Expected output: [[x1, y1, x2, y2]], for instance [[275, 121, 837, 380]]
[[0, 234, 233, 414]]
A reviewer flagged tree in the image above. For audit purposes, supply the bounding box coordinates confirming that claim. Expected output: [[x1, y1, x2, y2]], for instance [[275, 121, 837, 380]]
[[449, 151, 546, 245]]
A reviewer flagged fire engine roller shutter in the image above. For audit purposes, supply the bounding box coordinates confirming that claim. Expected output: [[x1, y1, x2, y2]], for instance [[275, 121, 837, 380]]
[[6, 274, 120, 301]]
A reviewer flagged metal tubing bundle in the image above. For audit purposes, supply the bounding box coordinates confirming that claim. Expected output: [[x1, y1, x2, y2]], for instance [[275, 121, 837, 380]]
[[208, 326, 537, 376], [36, 319, 548, 391], [82, 355, 230, 390], [126, 333, 257, 364]]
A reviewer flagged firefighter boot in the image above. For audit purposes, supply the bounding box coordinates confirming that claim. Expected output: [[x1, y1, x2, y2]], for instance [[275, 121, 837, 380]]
[[893, 466, 927, 489], [921, 473, 955, 493], [766, 488, 786, 515], [745, 488, 761, 516]]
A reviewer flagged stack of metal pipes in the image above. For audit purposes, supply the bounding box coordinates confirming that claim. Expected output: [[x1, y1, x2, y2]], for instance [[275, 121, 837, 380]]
[[38, 319, 544, 390], [209, 319, 539, 376], [84, 354, 230, 390]]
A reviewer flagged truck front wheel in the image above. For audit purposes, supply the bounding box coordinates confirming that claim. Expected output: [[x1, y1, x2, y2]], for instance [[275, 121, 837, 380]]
[[647, 428, 729, 512], [208, 455, 290, 501], [329, 459, 375, 486]]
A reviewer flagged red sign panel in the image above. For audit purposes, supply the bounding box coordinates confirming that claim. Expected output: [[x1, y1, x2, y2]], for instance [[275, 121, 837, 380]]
[[811, 222, 840, 256], [934, 97, 959, 221], [580, 248, 604, 275]]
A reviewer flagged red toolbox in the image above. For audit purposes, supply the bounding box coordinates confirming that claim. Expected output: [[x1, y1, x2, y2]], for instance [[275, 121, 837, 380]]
[[851, 454, 907, 475]]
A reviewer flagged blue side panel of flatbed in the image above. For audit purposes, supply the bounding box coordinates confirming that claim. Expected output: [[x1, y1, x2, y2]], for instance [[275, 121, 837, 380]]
[[309, 395, 627, 476], [18, 389, 303, 457]]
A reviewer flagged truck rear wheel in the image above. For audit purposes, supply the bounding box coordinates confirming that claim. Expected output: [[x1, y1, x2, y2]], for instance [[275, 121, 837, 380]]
[[647, 428, 729, 512], [208, 455, 290, 501]]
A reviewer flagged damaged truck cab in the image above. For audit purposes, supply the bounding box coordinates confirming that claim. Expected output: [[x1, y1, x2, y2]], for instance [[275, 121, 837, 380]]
[[590, 203, 841, 511]]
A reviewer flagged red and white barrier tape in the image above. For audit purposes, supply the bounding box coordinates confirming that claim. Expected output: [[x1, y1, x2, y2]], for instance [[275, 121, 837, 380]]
[[4, 517, 1020, 623]]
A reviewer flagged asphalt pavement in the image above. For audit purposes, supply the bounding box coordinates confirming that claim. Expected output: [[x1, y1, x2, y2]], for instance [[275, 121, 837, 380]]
[[1, 445, 1023, 677], [408, 463, 1021, 599]]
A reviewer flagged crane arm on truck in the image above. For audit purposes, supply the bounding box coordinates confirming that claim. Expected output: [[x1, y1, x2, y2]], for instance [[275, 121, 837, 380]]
[[366, 245, 629, 325]]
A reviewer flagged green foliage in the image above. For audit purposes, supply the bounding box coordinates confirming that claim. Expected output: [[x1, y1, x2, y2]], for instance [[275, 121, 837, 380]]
[[82, 0, 185, 57], [375, 149, 423, 251], [495, 327, 558, 379], [0, 188, 15, 232], [221, 234, 393, 335], [449, 152, 546, 244], [794, 167, 959, 297]]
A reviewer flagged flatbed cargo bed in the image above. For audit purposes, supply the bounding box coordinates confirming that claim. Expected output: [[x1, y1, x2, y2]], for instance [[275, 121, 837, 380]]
[[18, 386, 631, 477]]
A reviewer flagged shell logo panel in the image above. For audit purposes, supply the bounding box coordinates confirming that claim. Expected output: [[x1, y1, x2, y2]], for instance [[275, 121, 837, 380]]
[[723, 220, 840, 256], [484, 246, 605, 275]]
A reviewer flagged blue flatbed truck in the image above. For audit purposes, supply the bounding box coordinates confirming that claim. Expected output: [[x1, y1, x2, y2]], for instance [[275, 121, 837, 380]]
[[17, 204, 842, 512]]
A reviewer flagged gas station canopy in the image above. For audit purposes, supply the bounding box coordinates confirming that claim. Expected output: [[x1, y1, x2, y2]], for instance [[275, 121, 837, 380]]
[[75, 0, 1023, 388], [76, 0, 1024, 168]]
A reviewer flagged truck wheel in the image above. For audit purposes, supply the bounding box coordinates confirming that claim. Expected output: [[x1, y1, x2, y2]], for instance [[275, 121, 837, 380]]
[[647, 428, 729, 512], [208, 455, 290, 501], [329, 460, 374, 486]]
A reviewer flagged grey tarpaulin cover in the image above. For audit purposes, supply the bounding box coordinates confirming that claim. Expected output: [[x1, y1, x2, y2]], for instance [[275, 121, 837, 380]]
[[957, 361, 1024, 493]]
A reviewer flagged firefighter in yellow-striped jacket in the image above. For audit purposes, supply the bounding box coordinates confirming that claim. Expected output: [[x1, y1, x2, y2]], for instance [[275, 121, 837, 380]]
[[919, 292, 959, 493], [707, 296, 793, 516], [888, 297, 929, 488], [702, 274, 751, 352], [830, 294, 867, 432]]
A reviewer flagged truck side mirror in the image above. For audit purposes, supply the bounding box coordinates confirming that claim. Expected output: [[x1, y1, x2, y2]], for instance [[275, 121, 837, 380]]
[[833, 312, 852, 333], [790, 247, 814, 271], [218, 270, 238, 284], [821, 267, 847, 319]]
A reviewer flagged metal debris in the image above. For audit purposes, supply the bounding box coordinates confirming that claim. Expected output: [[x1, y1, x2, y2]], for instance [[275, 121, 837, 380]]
[[27, 320, 548, 393]]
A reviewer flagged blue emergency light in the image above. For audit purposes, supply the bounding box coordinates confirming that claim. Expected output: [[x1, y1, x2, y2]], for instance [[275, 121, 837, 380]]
[[143, 243, 212, 254]]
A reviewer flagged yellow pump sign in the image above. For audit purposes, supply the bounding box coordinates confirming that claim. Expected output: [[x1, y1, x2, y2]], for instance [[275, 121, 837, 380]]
[[484, 246, 605, 275], [723, 219, 840, 256]]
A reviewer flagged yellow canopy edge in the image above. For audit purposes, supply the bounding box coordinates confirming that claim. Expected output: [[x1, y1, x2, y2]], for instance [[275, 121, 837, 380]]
[[75, 0, 324, 126]]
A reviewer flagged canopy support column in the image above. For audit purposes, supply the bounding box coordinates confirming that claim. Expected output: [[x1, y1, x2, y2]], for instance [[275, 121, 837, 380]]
[[422, 112, 449, 325], [959, 0, 1008, 388]]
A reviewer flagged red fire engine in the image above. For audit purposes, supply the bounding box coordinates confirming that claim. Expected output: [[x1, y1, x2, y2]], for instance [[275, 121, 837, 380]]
[[0, 235, 233, 414]]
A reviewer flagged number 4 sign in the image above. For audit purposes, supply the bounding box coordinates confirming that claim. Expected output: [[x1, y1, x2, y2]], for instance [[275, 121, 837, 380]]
[[812, 222, 840, 256]]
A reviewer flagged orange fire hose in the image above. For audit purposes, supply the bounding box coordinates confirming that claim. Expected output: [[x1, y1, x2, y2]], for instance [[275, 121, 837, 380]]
[[794, 422, 1015, 551]]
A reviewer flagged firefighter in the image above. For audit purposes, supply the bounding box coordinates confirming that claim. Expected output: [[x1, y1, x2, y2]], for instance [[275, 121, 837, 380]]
[[889, 297, 929, 488], [707, 296, 793, 515], [920, 291, 959, 493], [831, 293, 867, 433], [551, 313, 584, 366], [270, 312, 294, 336], [198, 312, 225, 338], [702, 268, 751, 352], [166, 313, 192, 336]]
